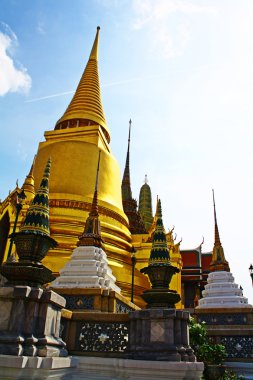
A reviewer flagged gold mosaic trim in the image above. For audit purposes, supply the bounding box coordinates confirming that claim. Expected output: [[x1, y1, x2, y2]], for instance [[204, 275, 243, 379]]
[[20, 224, 49, 234], [49, 199, 129, 228], [149, 257, 170, 264]]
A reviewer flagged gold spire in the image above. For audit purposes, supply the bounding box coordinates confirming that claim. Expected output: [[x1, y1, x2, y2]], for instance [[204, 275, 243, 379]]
[[55, 27, 110, 143], [213, 189, 221, 247], [121, 119, 132, 201], [148, 195, 158, 236], [77, 151, 104, 248], [90, 149, 100, 217], [89, 26, 100, 60], [21, 156, 36, 200], [210, 189, 230, 272]]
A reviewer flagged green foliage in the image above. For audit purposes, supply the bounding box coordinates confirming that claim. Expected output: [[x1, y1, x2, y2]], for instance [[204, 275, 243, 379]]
[[189, 317, 226, 364], [189, 317, 208, 347], [198, 343, 226, 365], [220, 370, 244, 380], [189, 318, 244, 379]]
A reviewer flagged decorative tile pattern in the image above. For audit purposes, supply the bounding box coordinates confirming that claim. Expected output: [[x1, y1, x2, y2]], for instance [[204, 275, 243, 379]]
[[151, 321, 165, 342], [219, 336, 253, 359], [198, 313, 248, 325], [116, 299, 133, 313], [64, 295, 94, 310], [78, 321, 129, 352]]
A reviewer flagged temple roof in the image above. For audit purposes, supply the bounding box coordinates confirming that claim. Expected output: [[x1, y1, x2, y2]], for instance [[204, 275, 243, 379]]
[[55, 27, 110, 143]]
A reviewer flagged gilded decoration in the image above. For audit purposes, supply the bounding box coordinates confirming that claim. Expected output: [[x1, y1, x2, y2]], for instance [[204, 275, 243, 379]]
[[49, 199, 129, 228]]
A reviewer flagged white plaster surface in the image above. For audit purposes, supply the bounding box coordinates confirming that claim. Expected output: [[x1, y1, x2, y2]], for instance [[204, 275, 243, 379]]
[[0, 354, 78, 369], [52, 246, 121, 293], [197, 271, 252, 308], [76, 356, 204, 380], [0, 355, 204, 379], [0, 355, 78, 380]]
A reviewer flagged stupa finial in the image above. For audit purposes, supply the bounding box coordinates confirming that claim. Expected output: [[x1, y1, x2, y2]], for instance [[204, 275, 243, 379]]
[[121, 119, 132, 201], [212, 189, 221, 246], [55, 27, 109, 143], [21, 155, 36, 199], [89, 26, 100, 61], [210, 190, 230, 272], [121, 120, 147, 234], [77, 151, 104, 247], [90, 150, 101, 217]]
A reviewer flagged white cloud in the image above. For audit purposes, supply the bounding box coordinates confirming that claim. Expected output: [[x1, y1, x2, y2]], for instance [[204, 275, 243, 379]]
[[0, 23, 31, 96], [132, 0, 216, 59]]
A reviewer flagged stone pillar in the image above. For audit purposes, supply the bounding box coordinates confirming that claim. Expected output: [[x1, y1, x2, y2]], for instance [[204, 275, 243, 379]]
[[0, 286, 67, 357], [128, 308, 196, 362]]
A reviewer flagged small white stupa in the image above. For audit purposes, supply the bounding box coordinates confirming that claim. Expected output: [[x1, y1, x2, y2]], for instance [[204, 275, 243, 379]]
[[52, 151, 121, 294], [197, 190, 251, 309]]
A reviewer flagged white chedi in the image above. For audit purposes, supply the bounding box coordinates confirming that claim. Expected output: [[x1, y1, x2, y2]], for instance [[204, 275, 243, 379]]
[[52, 245, 121, 294], [197, 271, 251, 308]]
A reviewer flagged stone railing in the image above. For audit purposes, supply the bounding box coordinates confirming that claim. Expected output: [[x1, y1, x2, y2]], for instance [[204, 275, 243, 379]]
[[61, 311, 129, 357], [208, 334, 253, 360], [52, 288, 139, 313], [195, 307, 253, 361]]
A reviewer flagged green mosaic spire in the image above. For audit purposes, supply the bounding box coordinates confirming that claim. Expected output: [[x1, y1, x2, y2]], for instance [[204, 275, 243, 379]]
[[149, 199, 170, 266], [20, 158, 51, 236], [139, 175, 153, 231]]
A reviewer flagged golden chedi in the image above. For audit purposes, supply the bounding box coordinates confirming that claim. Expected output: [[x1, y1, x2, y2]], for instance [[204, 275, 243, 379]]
[[30, 27, 149, 299], [0, 27, 184, 306]]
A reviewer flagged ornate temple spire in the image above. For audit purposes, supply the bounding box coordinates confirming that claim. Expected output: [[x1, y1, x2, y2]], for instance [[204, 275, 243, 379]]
[[77, 151, 104, 247], [213, 189, 221, 247], [148, 195, 158, 238], [209, 190, 230, 272], [3, 158, 57, 286], [139, 174, 153, 231], [20, 158, 53, 237], [55, 27, 110, 143], [121, 120, 146, 234], [122, 119, 132, 201], [140, 198, 180, 307], [21, 155, 36, 200], [149, 199, 171, 266]]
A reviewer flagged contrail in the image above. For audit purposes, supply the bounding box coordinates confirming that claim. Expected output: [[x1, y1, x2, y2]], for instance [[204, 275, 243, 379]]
[[25, 90, 75, 103], [24, 63, 220, 104], [24, 77, 145, 103]]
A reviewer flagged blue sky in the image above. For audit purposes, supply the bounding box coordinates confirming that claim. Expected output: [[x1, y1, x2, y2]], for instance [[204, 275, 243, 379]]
[[1, 0, 253, 302]]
